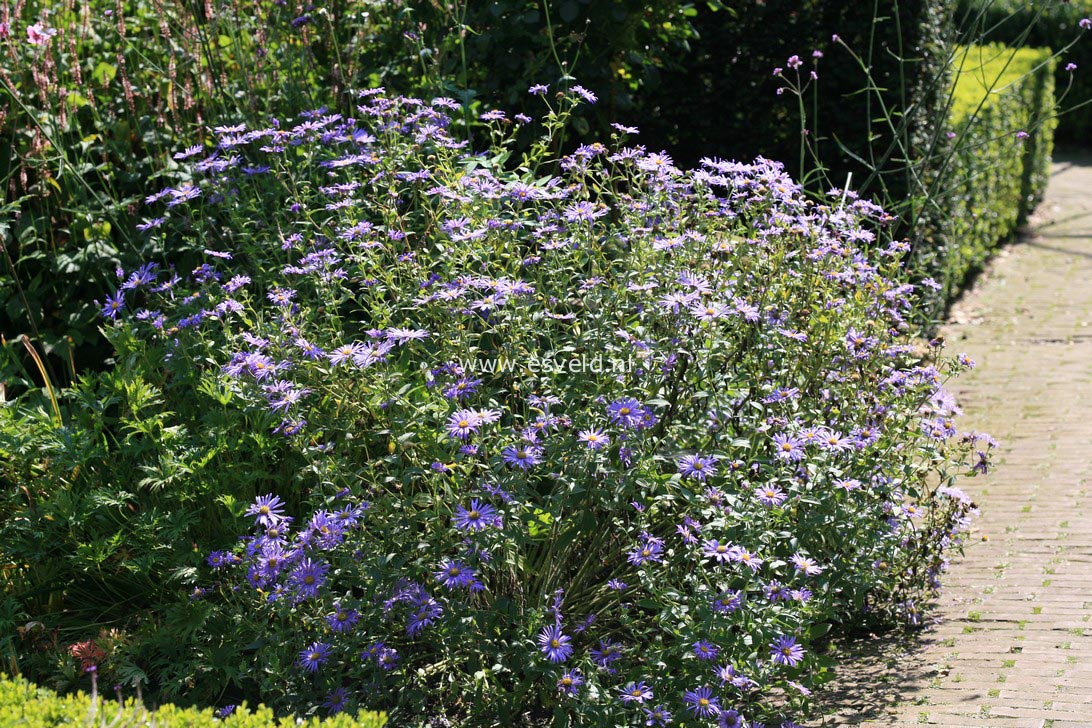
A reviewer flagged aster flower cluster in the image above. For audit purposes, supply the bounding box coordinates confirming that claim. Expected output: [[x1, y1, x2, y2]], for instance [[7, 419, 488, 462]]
[[103, 86, 988, 724]]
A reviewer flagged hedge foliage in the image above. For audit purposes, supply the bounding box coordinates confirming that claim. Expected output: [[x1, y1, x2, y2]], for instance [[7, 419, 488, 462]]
[[0, 674, 386, 727], [955, 0, 1091, 145], [914, 44, 1057, 306]]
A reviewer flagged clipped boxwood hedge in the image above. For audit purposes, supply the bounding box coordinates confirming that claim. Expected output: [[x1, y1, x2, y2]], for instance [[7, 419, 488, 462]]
[[0, 674, 386, 727], [955, 0, 1091, 146], [915, 44, 1056, 310]]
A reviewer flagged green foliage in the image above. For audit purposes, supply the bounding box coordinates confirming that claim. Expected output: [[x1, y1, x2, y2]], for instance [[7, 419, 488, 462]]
[[0, 334, 311, 690], [0, 674, 386, 727], [913, 44, 1057, 306], [956, 0, 1091, 145]]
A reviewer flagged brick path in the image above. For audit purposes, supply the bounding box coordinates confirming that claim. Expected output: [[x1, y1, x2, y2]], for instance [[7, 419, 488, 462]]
[[819, 153, 1092, 727]]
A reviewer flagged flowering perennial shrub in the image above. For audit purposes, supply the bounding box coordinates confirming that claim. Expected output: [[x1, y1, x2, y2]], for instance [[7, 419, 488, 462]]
[[23, 88, 988, 724]]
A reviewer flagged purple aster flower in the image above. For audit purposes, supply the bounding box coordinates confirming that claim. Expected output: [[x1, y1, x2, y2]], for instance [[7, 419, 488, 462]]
[[538, 624, 573, 663], [327, 603, 360, 632], [577, 428, 610, 450], [691, 301, 730, 321], [819, 430, 851, 452], [643, 705, 673, 726], [770, 635, 805, 666], [206, 550, 236, 569], [564, 200, 608, 223], [678, 454, 718, 481], [453, 499, 498, 531], [607, 579, 628, 591], [502, 444, 543, 470], [267, 287, 296, 306], [434, 558, 478, 589], [772, 434, 805, 462], [245, 494, 287, 528], [720, 708, 745, 728], [443, 376, 481, 400], [765, 580, 790, 602], [290, 558, 329, 599], [790, 553, 824, 576], [607, 398, 648, 430], [298, 641, 332, 672], [447, 409, 484, 440], [627, 534, 664, 566], [385, 327, 429, 344], [591, 639, 623, 671], [570, 84, 598, 103], [836, 478, 862, 491], [321, 687, 349, 715], [693, 640, 720, 661], [788, 680, 812, 697], [328, 343, 364, 366], [376, 647, 400, 671], [712, 590, 743, 614], [122, 263, 158, 290], [754, 485, 787, 507], [619, 681, 653, 705], [406, 597, 444, 636], [100, 290, 125, 320], [557, 669, 584, 696], [733, 548, 763, 572], [684, 686, 721, 718], [702, 539, 734, 564], [715, 664, 753, 688]]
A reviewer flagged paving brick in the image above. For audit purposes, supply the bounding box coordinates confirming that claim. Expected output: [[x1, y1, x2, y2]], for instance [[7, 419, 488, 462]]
[[818, 155, 1092, 726]]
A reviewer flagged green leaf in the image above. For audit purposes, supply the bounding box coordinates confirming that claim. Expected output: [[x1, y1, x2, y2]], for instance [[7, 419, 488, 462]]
[[92, 62, 117, 85]]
